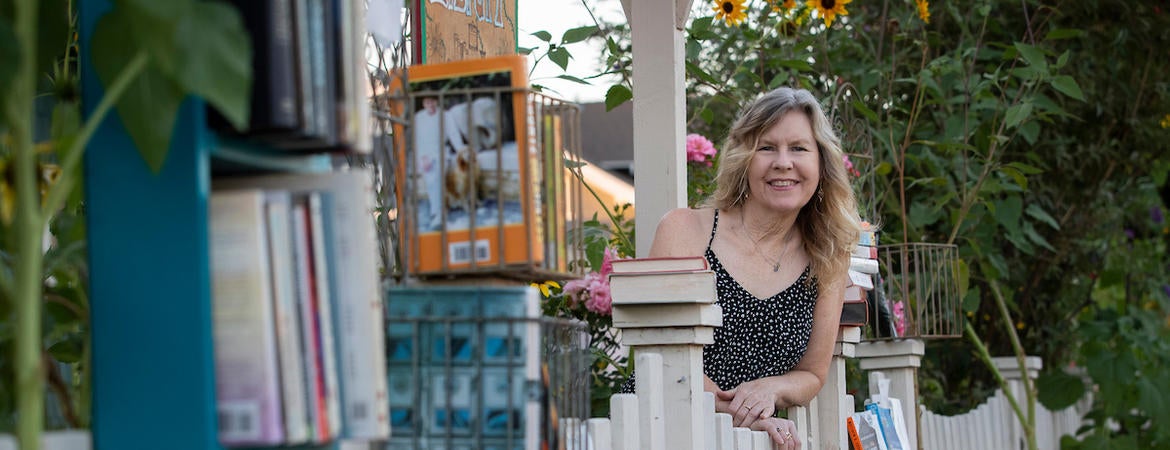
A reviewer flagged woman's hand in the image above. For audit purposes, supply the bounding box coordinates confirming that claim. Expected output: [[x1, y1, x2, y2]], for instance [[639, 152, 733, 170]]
[[717, 379, 779, 427], [749, 416, 801, 450]]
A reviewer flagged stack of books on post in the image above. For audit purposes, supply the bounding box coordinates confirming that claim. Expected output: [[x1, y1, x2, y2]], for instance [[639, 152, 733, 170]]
[[607, 257, 720, 332], [384, 286, 547, 450], [842, 223, 879, 328], [209, 169, 389, 447]]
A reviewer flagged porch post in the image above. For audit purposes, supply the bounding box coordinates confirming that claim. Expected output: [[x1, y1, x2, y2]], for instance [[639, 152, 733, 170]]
[[620, 0, 693, 257]]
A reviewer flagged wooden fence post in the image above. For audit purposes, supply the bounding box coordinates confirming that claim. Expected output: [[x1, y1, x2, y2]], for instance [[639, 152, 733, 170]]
[[856, 339, 925, 450]]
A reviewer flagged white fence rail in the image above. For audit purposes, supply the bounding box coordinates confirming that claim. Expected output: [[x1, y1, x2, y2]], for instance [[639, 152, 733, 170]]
[[919, 357, 1091, 450]]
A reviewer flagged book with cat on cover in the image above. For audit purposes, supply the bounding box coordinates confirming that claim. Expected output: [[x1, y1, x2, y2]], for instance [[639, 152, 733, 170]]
[[390, 55, 540, 275]]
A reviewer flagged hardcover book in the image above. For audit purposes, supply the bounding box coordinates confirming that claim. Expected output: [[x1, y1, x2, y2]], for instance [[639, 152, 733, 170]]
[[393, 55, 542, 274]]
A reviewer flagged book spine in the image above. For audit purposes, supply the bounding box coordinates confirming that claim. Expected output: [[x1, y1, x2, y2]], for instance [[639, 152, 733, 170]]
[[307, 192, 343, 438], [320, 172, 391, 438], [210, 190, 285, 446], [264, 191, 310, 443], [291, 199, 329, 442]]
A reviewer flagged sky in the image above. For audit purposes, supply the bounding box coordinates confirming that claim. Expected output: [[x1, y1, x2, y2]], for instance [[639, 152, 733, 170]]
[[517, 0, 625, 103]]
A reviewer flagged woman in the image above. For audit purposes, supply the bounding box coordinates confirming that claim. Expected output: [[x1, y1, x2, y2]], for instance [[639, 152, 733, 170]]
[[644, 87, 860, 448]]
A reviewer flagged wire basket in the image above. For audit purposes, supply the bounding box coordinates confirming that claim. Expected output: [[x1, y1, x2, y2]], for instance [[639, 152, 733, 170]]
[[385, 309, 591, 450], [866, 243, 963, 340], [381, 78, 584, 281]]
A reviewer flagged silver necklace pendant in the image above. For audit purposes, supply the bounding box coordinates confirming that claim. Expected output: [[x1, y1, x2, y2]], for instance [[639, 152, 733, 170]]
[[773, 262, 780, 272]]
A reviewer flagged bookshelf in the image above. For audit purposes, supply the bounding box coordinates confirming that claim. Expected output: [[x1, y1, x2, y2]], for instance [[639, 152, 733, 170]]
[[79, 1, 381, 449]]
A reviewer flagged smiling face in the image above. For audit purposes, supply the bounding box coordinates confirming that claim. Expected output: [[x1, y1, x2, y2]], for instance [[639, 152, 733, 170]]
[[745, 110, 821, 214]]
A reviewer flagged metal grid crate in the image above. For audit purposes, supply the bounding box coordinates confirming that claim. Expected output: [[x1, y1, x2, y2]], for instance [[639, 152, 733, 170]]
[[385, 286, 591, 450]]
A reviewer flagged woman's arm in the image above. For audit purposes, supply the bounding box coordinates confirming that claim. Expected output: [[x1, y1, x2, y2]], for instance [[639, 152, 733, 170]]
[[719, 273, 848, 426]]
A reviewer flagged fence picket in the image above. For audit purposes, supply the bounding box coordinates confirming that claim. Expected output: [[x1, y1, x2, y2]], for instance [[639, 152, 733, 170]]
[[610, 393, 640, 450], [715, 413, 734, 450], [733, 428, 753, 449], [588, 418, 612, 450]]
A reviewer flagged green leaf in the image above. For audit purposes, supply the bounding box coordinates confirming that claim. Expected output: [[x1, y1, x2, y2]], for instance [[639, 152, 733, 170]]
[[956, 258, 970, 302], [699, 107, 714, 125], [1004, 102, 1033, 128], [47, 337, 84, 363], [962, 285, 981, 313], [1013, 42, 1048, 72], [1018, 120, 1040, 145], [994, 196, 1023, 235], [1025, 203, 1060, 230], [92, 9, 184, 173], [36, 0, 72, 79], [518, 46, 536, 55], [605, 84, 632, 111], [1050, 75, 1085, 102], [1037, 370, 1086, 410], [564, 159, 588, 169], [689, 16, 713, 39], [1044, 28, 1083, 40], [171, 2, 251, 130], [776, 59, 814, 72], [851, 99, 879, 123], [1006, 161, 1044, 174], [1023, 222, 1056, 252], [686, 62, 720, 86], [531, 30, 552, 42], [555, 74, 590, 85], [560, 25, 597, 45], [548, 46, 571, 71], [999, 165, 1027, 190]]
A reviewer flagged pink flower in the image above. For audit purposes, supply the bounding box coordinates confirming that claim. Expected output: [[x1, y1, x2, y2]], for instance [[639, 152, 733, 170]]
[[686, 133, 718, 167], [600, 247, 618, 276], [584, 274, 612, 315], [842, 154, 861, 177], [892, 301, 906, 336], [562, 278, 589, 307]]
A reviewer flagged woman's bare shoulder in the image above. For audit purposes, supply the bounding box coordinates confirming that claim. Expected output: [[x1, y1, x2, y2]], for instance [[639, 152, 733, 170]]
[[650, 208, 716, 257]]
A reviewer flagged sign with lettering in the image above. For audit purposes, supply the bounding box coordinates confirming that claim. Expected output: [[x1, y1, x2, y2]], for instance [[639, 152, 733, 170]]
[[421, 0, 518, 63]]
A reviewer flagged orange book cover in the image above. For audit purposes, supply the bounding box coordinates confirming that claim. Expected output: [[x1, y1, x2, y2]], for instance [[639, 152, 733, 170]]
[[391, 55, 543, 274], [847, 416, 864, 450]]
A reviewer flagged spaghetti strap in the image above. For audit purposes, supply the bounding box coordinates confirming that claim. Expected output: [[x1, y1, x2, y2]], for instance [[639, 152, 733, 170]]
[[707, 209, 720, 251]]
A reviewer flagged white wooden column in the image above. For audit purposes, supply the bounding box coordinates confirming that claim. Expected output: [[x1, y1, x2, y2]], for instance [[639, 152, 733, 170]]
[[856, 339, 925, 450], [620, 0, 693, 257]]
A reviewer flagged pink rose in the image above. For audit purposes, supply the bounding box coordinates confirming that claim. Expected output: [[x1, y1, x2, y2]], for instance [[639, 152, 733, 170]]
[[584, 277, 612, 315], [686, 133, 718, 167]]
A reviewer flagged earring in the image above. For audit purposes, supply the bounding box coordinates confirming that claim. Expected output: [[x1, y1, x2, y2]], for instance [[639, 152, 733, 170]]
[[817, 187, 825, 203]]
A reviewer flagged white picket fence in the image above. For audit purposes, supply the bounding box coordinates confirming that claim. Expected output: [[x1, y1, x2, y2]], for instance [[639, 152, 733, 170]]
[[919, 357, 1091, 450], [571, 352, 827, 450]]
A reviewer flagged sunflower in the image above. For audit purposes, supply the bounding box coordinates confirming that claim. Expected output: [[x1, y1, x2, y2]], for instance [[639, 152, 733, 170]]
[[713, 0, 748, 26], [530, 280, 561, 297], [806, 0, 852, 27], [915, 0, 931, 24]]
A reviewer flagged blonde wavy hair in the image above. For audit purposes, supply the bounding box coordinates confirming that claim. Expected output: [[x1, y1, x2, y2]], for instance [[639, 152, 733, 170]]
[[702, 87, 861, 283]]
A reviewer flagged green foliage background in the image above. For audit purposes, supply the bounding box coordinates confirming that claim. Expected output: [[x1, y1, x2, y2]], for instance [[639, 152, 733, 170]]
[[529, 0, 1170, 447]]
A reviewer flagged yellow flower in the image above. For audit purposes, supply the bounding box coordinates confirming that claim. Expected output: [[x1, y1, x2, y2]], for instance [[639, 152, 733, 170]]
[[915, 0, 930, 24], [806, 0, 851, 27], [1161, 114, 1170, 128], [771, 0, 797, 12], [531, 280, 561, 297], [1015, 321, 1025, 330], [713, 0, 748, 26]]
